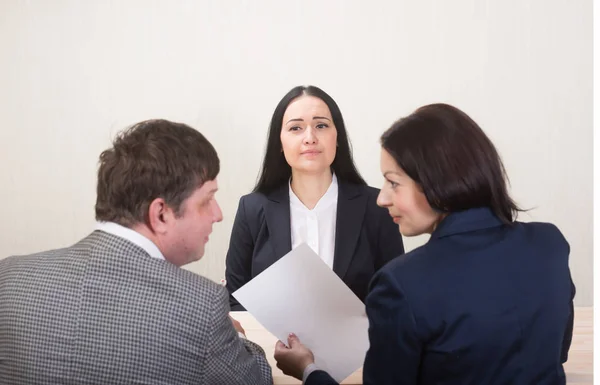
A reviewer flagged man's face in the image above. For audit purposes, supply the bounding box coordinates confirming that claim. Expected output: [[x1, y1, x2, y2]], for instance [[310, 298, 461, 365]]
[[163, 179, 222, 266]]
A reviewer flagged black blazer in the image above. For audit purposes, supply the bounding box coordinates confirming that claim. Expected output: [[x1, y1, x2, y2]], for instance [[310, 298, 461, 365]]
[[306, 207, 576, 385], [225, 181, 405, 311]]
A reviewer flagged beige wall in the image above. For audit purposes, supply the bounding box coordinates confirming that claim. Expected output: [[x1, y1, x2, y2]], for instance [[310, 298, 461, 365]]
[[0, 0, 593, 305]]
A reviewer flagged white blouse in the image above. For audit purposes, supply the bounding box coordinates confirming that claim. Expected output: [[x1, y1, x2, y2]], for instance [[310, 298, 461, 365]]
[[289, 174, 338, 269]]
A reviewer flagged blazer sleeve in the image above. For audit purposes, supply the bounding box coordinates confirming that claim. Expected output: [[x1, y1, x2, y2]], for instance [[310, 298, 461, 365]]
[[305, 370, 339, 385], [554, 226, 574, 364], [561, 271, 576, 363], [375, 206, 405, 270], [225, 196, 255, 311], [363, 268, 421, 385], [204, 286, 273, 385]]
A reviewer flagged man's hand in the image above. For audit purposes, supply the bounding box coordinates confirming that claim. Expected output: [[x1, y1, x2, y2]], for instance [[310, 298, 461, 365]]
[[229, 315, 245, 336], [274, 333, 315, 381]]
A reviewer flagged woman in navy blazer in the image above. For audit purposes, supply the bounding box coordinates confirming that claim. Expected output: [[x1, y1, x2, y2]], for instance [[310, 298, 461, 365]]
[[274, 103, 575, 385], [225, 85, 404, 311]]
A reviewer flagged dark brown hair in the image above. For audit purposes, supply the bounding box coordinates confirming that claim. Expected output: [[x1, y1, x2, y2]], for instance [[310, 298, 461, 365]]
[[381, 103, 521, 224], [95, 119, 219, 227]]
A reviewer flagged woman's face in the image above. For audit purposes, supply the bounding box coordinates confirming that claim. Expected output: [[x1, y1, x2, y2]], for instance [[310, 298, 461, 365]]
[[280, 95, 337, 176], [377, 148, 444, 236]]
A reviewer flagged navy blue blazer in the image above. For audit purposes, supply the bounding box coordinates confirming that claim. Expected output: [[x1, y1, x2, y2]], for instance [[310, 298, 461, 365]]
[[225, 182, 405, 311], [307, 207, 575, 385]]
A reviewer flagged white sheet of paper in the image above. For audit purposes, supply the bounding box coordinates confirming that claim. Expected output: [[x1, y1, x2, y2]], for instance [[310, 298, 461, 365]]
[[232, 243, 369, 383]]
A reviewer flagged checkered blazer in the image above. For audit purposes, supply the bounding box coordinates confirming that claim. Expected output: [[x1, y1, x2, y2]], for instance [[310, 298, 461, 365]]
[[0, 230, 273, 384]]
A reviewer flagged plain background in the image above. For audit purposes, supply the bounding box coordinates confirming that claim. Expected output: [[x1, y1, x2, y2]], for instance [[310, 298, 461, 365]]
[[0, 0, 592, 305]]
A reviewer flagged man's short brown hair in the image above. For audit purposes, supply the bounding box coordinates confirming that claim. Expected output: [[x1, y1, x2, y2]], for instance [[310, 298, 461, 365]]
[[95, 119, 219, 227]]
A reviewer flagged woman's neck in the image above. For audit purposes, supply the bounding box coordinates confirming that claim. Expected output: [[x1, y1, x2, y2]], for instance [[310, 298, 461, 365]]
[[290, 169, 334, 210]]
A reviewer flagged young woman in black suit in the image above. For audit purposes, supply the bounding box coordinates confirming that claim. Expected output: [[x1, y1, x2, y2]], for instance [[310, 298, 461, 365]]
[[225, 85, 405, 310]]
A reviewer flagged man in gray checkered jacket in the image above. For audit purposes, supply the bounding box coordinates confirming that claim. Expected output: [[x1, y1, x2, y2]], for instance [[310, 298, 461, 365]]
[[0, 120, 273, 384]]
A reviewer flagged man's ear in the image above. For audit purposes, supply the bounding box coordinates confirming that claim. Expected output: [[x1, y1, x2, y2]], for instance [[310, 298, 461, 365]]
[[147, 198, 174, 234]]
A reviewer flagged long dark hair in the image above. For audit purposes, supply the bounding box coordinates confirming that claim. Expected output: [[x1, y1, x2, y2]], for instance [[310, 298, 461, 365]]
[[253, 85, 366, 194], [381, 103, 521, 224]]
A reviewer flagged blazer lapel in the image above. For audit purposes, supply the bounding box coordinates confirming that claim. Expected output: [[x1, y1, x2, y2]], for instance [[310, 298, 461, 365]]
[[264, 185, 292, 260], [333, 182, 368, 280]]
